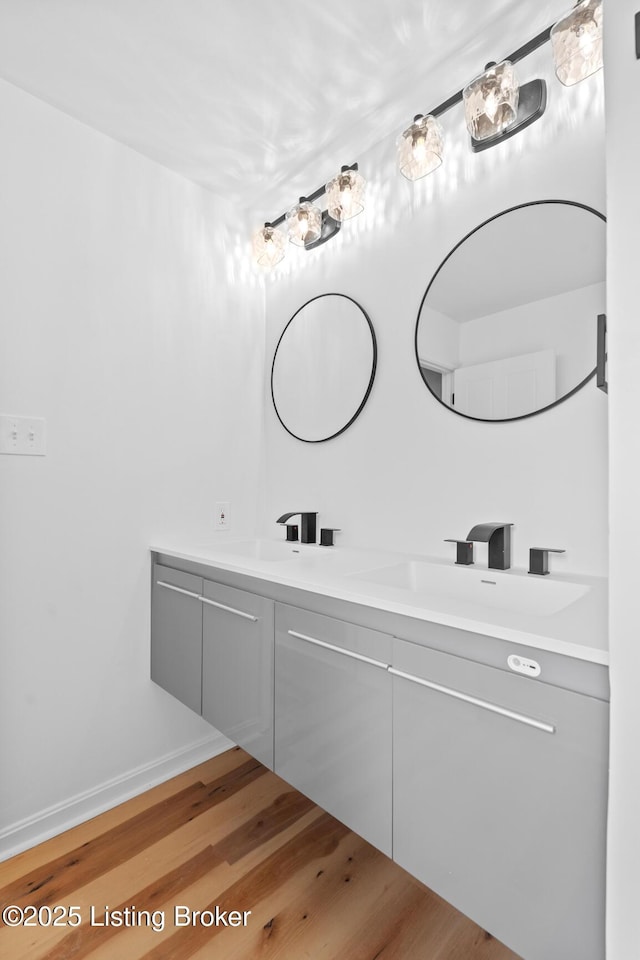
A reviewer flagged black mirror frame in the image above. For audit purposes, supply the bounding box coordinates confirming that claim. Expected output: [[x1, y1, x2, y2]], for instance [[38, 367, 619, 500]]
[[271, 292, 378, 443], [414, 199, 606, 423]]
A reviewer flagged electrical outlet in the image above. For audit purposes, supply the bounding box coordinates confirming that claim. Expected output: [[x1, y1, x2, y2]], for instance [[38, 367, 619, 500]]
[[0, 415, 46, 455], [215, 501, 231, 530]]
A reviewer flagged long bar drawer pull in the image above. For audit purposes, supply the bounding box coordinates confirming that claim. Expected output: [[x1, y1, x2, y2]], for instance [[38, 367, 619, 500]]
[[200, 596, 258, 622], [287, 630, 389, 670], [388, 667, 555, 734], [156, 580, 201, 600]]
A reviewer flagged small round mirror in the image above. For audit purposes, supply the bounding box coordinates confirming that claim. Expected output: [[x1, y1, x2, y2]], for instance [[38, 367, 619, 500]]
[[415, 200, 606, 421], [271, 293, 377, 442]]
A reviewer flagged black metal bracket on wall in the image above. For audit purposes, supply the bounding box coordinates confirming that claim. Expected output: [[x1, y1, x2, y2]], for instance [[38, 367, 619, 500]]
[[635, 12, 640, 58], [597, 313, 608, 394]]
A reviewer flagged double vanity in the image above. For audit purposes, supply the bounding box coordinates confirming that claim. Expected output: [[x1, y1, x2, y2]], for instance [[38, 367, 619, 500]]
[[147, 192, 609, 960], [150, 533, 608, 960]]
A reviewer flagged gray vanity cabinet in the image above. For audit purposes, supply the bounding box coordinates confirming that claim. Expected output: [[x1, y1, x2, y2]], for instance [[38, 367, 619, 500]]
[[391, 637, 608, 960], [151, 564, 203, 714], [201, 580, 274, 770], [274, 603, 392, 856]]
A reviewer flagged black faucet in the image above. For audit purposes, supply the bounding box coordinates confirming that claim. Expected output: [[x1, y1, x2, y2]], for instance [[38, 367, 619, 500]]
[[466, 522, 513, 570], [277, 512, 318, 544]]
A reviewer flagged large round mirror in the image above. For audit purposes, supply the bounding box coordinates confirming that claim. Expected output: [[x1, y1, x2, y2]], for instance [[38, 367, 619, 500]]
[[415, 200, 606, 422], [271, 293, 377, 442]]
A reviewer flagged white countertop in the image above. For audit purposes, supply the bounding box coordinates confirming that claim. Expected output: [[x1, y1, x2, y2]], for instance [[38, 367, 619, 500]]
[[150, 539, 608, 666]]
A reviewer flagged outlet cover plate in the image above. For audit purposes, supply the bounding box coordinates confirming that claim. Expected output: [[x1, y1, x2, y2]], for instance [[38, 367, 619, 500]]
[[215, 501, 231, 530]]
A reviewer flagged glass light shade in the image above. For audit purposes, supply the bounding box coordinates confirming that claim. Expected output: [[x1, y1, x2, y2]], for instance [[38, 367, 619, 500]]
[[286, 199, 323, 246], [325, 168, 365, 221], [252, 223, 286, 268], [463, 60, 519, 141], [551, 0, 603, 87], [397, 115, 443, 181]]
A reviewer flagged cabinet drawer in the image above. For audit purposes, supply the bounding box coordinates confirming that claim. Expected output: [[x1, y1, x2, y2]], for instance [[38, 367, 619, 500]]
[[392, 636, 608, 960], [278, 603, 393, 665], [202, 580, 274, 769], [275, 603, 392, 856], [392, 637, 565, 732], [151, 564, 203, 713]]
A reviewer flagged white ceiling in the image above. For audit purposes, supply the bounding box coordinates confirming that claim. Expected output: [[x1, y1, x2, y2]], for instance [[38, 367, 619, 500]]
[[428, 203, 606, 322], [0, 0, 571, 220]]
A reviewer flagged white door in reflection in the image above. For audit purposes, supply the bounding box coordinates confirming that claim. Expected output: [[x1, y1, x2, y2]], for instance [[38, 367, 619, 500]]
[[453, 348, 556, 419]]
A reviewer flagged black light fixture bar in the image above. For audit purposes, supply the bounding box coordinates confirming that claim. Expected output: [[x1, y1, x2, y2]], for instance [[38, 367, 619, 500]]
[[428, 25, 553, 120], [260, 24, 555, 233], [266, 162, 359, 228]]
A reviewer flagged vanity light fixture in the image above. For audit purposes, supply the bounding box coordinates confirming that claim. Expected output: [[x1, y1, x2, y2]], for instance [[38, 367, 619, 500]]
[[397, 31, 550, 168], [252, 222, 286, 269], [551, 0, 603, 86], [398, 2, 605, 173], [397, 114, 444, 181], [253, 6, 606, 268], [252, 163, 361, 268]]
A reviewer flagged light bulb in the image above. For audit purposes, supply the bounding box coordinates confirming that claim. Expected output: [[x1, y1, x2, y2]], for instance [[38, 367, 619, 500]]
[[551, 0, 603, 87], [463, 60, 519, 141], [252, 223, 286, 268], [286, 199, 322, 246], [325, 167, 365, 222], [398, 115, 443, 180]]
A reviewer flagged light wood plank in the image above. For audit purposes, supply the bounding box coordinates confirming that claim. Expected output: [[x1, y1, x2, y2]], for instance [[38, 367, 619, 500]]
[[0, 747, 249, 884], [0, 748, 522, 960]]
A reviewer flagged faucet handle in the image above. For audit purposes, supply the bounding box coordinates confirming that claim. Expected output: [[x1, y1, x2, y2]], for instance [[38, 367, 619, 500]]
[[528, 547, 565, 576], [320, 528, 341, 546], [444, 539, 474, 566]]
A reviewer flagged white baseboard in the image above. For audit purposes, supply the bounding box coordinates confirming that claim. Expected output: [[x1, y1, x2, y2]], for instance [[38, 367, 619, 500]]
[[0, 731, 234, 863]]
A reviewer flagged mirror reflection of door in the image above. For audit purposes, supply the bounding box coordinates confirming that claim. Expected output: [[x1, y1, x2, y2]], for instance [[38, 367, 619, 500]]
[[453, 348, 556, 419], [415, 201, 606, 422]]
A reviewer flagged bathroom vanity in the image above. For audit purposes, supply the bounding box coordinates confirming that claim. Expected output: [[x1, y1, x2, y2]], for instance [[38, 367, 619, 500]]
[[150, 539, 608, 960]]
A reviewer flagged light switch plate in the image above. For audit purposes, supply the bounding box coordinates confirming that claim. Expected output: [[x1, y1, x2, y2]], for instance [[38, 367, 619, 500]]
[[0, 415, 46, 455]]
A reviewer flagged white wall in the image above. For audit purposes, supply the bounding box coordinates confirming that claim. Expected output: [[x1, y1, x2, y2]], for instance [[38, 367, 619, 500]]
[[460, 281, 606, 396], [604, 3, 640, 956], [0, 79, 265, 851], [417, 305, 460, 369], [261, 46, 607, 577]]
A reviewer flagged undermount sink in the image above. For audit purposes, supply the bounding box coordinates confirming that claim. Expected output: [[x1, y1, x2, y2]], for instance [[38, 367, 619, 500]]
[[348, 561, 588, 616], [210, 539, 325, 562], [209, 540, 398, 576]]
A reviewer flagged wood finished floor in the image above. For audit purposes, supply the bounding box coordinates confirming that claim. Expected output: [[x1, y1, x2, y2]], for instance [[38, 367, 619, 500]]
[[0, 748, 521, 960]]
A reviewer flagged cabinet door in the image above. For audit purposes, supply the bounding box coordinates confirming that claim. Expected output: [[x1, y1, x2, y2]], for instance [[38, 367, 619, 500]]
[[151, 564, 203, 714], [391, 638, 608, 960], [202, 580, 274, 769], [275, 603, 392, 856]]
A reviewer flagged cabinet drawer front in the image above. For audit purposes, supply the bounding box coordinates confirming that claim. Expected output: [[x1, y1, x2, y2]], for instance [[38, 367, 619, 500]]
[[202, 580, 274, 770], [393, 636, 588, 733], [154, 564, 202, 598], [278, 603, 393, 664], [275, 603, 392, 856], [287, 630, 389, 669], [151, 564, 203, 714], [392, 637, 608, 960], [388, 667, 555, 733], [201, 579, 269, 620]]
